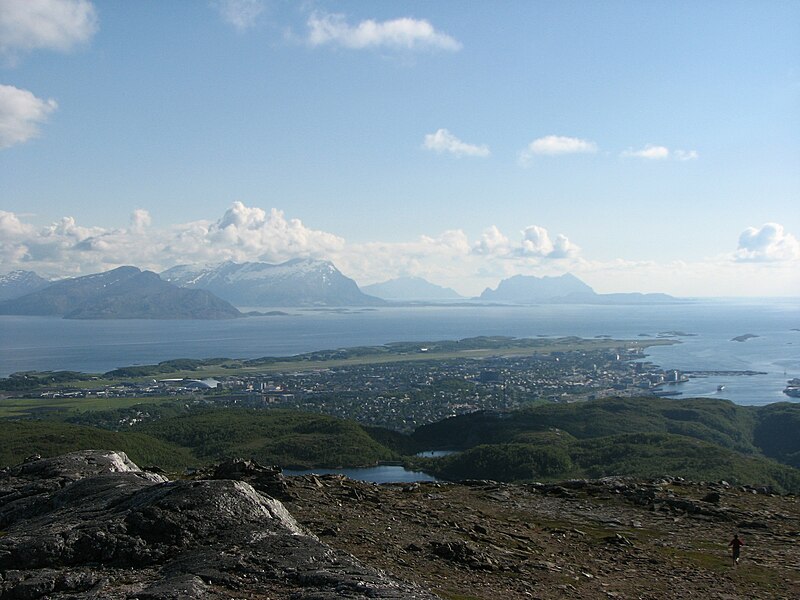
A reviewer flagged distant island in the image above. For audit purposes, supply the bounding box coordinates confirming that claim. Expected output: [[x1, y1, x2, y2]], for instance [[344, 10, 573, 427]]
[[732, 333, 759, 342], [478, 273, 680, 305]]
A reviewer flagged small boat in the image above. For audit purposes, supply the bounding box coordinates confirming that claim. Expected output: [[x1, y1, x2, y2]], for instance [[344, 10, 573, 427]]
[[717, 385, 725, 391], [783, 387, 800, 398]]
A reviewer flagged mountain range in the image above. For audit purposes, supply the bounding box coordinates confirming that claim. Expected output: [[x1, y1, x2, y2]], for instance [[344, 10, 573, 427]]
[[161, 258, 384, 307], [0, 266, 241, 319], [0, 262, 679, 319]]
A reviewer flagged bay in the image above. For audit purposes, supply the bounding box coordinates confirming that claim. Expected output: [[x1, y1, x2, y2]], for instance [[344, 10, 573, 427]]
[[1, 299, 798, 406]]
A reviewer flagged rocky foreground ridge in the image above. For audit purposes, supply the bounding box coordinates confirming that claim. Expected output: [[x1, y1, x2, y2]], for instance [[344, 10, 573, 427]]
[[2, 451, 799, 599], [0, 451, 435, 599]]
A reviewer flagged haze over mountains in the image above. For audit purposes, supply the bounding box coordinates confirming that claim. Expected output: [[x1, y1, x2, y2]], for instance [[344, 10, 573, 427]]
[[0, 267, 241, 320], [0, 260, 678, 319], [0, 271, 50, 301], [361, 276, 463, 301]]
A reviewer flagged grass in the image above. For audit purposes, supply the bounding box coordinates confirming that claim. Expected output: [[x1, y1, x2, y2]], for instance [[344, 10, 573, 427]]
[[0, 395, 181, 419]]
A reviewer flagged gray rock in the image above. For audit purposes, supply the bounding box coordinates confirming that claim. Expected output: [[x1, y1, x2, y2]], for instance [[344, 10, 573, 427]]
[[0, 451, 439, 599]]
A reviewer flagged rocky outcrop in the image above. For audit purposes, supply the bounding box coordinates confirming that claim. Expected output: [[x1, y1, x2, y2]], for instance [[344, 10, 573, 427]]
[[0, 451, 438, 599]]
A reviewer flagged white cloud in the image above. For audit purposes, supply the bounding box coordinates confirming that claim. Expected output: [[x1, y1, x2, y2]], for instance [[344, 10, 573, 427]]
[[473, 226, 511, 256], [0, 84, 58, 149], [622, 145, 698, 161], [4, 206, 796, 297], [423, 129, 489, 158], [621, 144, 670, 160], [471, 224, 579, 260], [518, 225, 580, 259], [129, 209, 152, 233], [307, 12, 461, 51], [214, 0, 264, 31], [0, 0, 97, 60], [518, 135, 596, 166], [735, 222, 800, 262], [0, 204, 348, 277]]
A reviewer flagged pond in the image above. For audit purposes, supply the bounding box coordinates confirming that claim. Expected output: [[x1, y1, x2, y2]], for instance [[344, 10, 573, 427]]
[[283, 465, 437, 483]]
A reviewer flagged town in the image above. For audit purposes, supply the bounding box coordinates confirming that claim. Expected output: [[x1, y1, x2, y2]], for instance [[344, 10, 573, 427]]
[[19, 343, 692, 432]]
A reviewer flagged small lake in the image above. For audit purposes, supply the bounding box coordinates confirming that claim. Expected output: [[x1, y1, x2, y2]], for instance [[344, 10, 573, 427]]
[[283, 465, 437, 483]]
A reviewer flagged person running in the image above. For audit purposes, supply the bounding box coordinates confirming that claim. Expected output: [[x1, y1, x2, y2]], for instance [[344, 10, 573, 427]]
[[728, 533, 744, 566]]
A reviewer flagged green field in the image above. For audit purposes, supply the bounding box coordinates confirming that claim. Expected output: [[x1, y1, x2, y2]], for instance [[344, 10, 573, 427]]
[[0, 395, 181, 419]]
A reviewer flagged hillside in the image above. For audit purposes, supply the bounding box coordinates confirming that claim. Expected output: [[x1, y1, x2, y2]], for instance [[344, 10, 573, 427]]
[[134, 408, 398, 468], [0, 420, 195, 470], [409, 397, 800, 492], [0, 266, 242, 319], [161, 258, 384, 307]]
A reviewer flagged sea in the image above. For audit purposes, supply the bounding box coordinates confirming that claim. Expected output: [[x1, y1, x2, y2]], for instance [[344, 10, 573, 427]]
[[1, 299, 798, 407]]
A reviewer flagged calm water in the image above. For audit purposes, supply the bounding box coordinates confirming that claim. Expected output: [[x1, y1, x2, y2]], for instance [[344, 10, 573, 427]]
[[1, 300, 798, 406], [283, 465, 437, 483]]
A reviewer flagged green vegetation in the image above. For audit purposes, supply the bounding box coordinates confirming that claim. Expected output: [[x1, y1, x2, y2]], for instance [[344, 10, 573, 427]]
[[423, 442, 573, 481], [419, 433, 800, 492], [752, 402, 800, 468], [135, 408, 398, 469], [412, 396, 762, 454], [104, 358, 231, 378], [0, 371, 98, 392], [0, 420, 194, 471], [411, 398, 800, 492]]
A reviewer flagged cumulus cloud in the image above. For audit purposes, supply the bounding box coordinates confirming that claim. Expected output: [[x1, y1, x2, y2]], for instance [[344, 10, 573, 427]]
[[471, 224, 580, 260], [214, 0, 264, 31], [306, 12, 461, 51], [518, 135, 596, 166], [735, 223, 800, 262], [621, 145, 698, 161], [473, 226, 511, 256], [519, 226, 580, 259], [0, 0, 97, 60], [0, 84, 58, 149], [129, 209, 152, 233], [422, 128, 489, 158]]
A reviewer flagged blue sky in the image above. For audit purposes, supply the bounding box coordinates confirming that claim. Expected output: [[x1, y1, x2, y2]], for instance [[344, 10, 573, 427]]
[[1, 0, 798, 296]]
